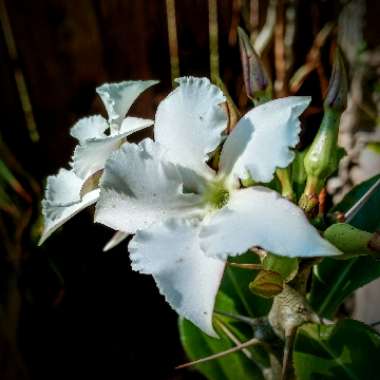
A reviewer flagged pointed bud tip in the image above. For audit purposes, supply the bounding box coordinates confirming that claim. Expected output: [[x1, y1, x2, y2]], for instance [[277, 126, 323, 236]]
[[324, 47, 348, 111], [237, 27, 272, 102]]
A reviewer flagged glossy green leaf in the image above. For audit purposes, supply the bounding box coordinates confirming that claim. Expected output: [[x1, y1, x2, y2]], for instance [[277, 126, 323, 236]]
[[331, 174, 380, 232], [179, 292, 265, 380], [324, 223, 374, 259], [310, 176, 380, 318], [309, 256, 380, 318], [293, 319, 380, 380]]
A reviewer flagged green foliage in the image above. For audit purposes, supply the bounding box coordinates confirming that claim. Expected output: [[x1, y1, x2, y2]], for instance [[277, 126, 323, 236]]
[[221, 252, 272, 317], [310, 175, 380, 318], [179, 292, 265, 380], [293, 320, 380, 380], [324, 223, 374, 259], [331, 174, 380, 232], [180, 171, 380, 379], [309, 255, 380, 318]]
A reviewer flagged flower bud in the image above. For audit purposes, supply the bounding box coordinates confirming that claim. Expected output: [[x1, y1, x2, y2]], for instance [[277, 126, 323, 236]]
[[324, 48, 348, 111], [249, 270, 284, 298], [299, 49, 348, 213], [238, 27, 272, 104]]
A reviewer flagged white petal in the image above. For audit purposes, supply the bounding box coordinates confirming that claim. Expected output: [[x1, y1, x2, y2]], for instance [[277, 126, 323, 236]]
[[119, 116, 153, 135], [96, 80, 159, 125], [154, 77, 227, 176], [39, 169, 99, 245], [200, 187, 342, 259], [72, 136, 123, 179], [103, 231, 129, 252], [220, 97, 311, 184], [95, 139, 203, 234], [43, 168, 83, 206], [72, 117, 153, 179], [129, 218, 225, 336], [70, 115, 109, 143]]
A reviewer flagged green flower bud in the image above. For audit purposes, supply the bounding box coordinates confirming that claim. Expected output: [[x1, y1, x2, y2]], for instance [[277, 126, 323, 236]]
[[299, 49, 348, 213], [237, 27, 272, 105], [300, 109, 344, 212], [249, 270, 284, 298]]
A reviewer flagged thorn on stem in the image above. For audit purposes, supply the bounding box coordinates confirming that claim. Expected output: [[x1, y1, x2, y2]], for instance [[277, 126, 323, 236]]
[[175, 336, 261, 370]]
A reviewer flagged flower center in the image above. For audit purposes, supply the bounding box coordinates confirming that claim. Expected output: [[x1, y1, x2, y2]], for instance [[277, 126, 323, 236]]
[[203, 181, 230, 209]]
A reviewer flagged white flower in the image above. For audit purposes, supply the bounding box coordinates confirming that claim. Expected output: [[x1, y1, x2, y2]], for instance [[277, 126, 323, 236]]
[[95, 77, 342, 336], [39, 80, 158, 245]]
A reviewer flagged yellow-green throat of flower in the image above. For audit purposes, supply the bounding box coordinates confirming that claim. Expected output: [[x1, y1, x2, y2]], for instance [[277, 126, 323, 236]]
[[203, 181, 230, 209]]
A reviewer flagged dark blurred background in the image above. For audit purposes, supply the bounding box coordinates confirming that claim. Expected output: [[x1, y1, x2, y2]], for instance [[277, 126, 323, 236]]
[[0, 1, 379, 379]]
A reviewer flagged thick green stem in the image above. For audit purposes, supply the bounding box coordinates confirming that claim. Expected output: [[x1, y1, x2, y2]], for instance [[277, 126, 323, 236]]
[[288, 258, 320, 295], [268, 284, 319, 378], [268, 285, 318, 340], [282, 327, 297, 380], [276, 168, 295, 201]]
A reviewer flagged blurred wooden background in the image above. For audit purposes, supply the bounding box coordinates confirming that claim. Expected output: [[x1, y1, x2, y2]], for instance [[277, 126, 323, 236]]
[[0, 1, 379, 379]]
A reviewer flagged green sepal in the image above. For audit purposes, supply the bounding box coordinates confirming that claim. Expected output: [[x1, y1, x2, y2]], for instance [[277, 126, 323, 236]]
[[249, 270, 284, 298], [262, 253, 299, 282]]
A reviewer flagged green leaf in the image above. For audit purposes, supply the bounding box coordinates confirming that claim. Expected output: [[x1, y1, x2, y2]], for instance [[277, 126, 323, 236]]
[[221, 252, 272, 317], [293, 319, 380, 380], [309, 256, 380, 318], [324, 223, 374, 259], [262, 254, 298, 282], [331, 174, 380, 232], [179, 292, 265, 380], [310, 176, 380, 318]]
